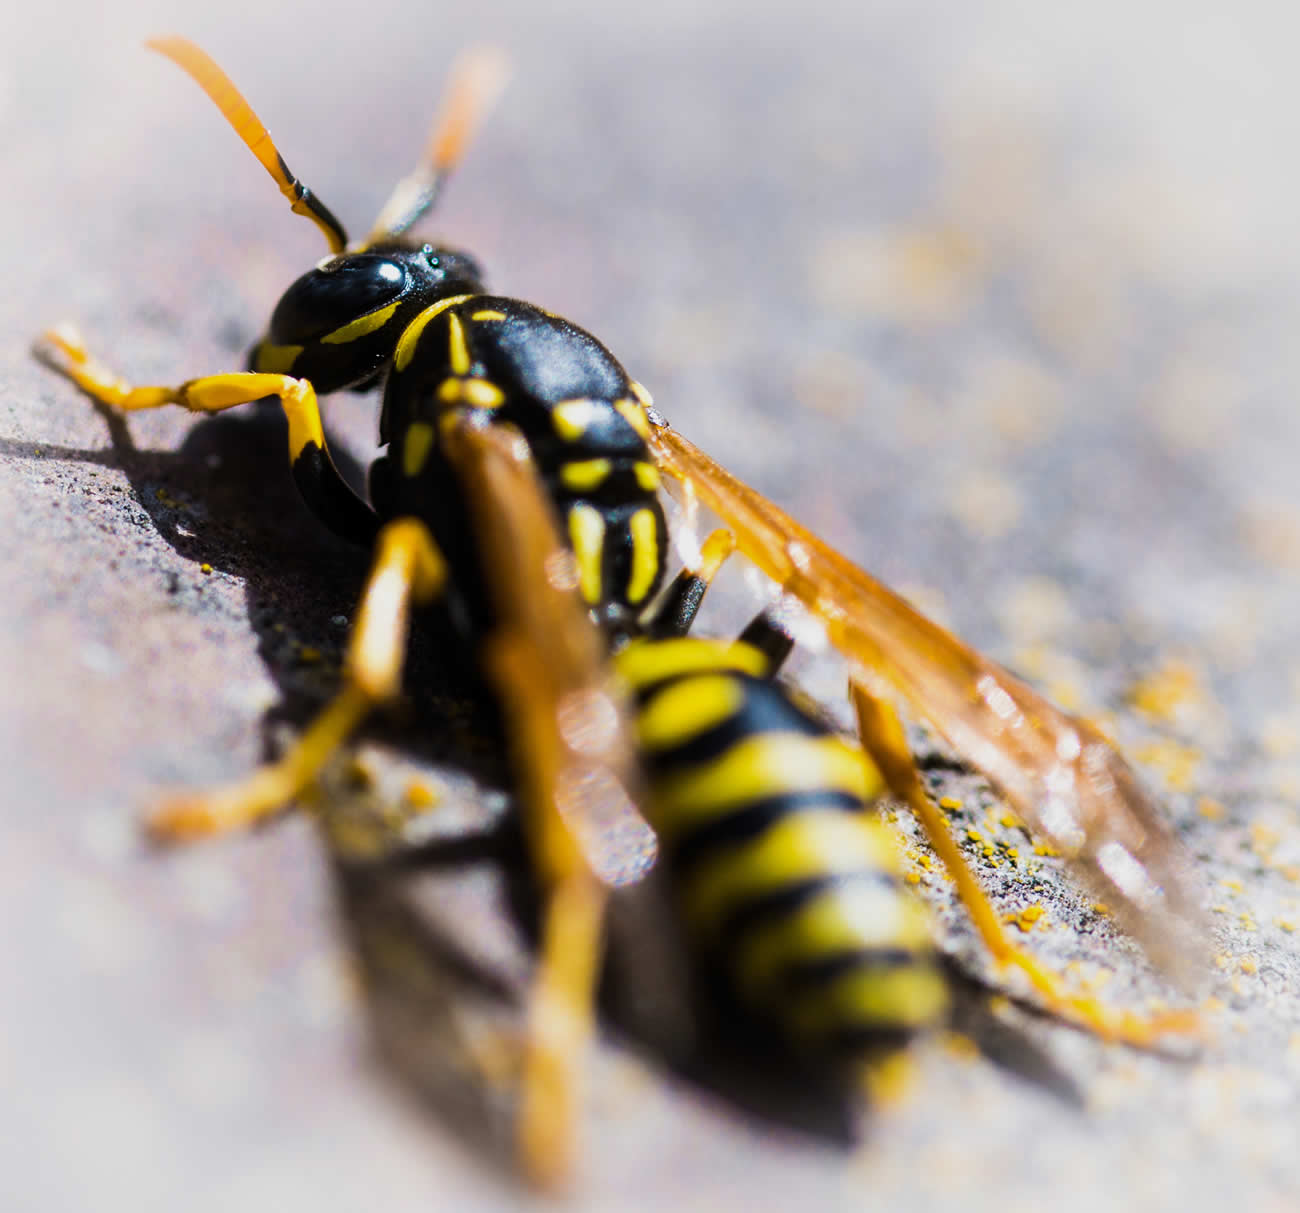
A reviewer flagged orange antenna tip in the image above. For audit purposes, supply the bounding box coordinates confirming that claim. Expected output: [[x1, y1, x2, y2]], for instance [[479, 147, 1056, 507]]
[[367, 45, 512, 244], [145, 35, 348, 252]]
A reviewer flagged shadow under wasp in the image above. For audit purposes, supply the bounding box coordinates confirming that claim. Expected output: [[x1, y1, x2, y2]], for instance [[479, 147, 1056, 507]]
[[35, 36, 1206, 1190]]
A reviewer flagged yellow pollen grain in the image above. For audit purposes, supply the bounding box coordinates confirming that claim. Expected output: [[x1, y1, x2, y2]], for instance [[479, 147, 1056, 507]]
[[403, 779, 440, 809], [1007, 903, 1046, 933], [1198, 797, 1226, 821]]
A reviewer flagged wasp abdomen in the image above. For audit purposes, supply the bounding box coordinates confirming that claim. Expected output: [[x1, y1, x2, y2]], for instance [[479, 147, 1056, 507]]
[[618, 637, 948, 1053]]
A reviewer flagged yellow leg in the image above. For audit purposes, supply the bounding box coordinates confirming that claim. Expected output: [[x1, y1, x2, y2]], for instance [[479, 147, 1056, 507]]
[[695, 527, 737, 582], [36, 324, 380, 545], [849, 679, 1197, 1047], [517, 854, 606, 1191], [646, 526, 737, 637], [37, 325, 325, 449], [149, 519, 447, 841]]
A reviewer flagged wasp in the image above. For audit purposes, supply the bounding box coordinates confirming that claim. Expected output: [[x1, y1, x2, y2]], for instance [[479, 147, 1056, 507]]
[[35, 37, 1205, 1190]]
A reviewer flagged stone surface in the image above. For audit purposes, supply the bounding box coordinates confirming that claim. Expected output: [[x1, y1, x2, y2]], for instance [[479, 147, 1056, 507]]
[[4, 2, 1300, 1210]]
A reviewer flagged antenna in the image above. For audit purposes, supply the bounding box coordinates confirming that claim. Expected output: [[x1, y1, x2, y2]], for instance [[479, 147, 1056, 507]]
[[146, 36, 349, 253], [367, 46, 511, 245]]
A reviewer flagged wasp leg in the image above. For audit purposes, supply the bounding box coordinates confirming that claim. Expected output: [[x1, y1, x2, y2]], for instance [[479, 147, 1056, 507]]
[[34, 325, 379, 545], [737, 609, 796, 675], [500, 642, 608, 1187], [149, 518, 447, 841], [848, 679, 1197, 1047], [644, 527, 736, 637], [487, 633, 609, 1190]]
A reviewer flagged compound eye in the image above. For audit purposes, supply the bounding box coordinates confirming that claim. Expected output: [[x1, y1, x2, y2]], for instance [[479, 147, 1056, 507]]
[[268, 254, 410, 343]]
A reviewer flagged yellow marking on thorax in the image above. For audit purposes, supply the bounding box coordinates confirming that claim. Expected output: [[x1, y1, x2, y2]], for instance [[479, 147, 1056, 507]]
[[653, 734, 884, 832], [567, 503, 605, 604], [463, 379, 504, 407], [560, 458, 612, 491], [678, 807, 892, 935], [633, 462, 661, 492], [553, 398, 600, 441], [629, 380, 654, 408], [394, 295, 473, 372], [403, 422, 435, 477], [437, 377, 505, 408], [626, 507, 660, 604], [321, 301, 400, 345], [614, 637, 770, 690], [253, 342, 303, 374], [615, 398, 652, 440], [471, 309, 507, 321], [636, 675, 744, 752], [447, 312, 471, 375]]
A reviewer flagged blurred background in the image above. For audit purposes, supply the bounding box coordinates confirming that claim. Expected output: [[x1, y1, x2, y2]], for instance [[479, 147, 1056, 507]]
[[3, 2, 1300, 1210]]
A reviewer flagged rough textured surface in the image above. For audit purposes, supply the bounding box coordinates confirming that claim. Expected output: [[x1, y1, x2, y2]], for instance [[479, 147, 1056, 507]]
[[5, 2, 1300, 1210]]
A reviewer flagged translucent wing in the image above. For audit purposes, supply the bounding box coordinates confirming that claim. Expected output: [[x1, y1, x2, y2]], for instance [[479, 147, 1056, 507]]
[[438, 415, 645, 1187], [647, 420, 1206, 988], [438, 415, 642, 839]]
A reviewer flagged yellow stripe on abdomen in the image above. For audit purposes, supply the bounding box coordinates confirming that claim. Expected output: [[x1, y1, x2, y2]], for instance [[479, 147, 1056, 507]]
[[636, 675, 745, 752], [731, 857, 932, 999], [650, 734, 884, 835], [786, 965, 948, 1038], [676, 808, 891, 937], [614, 637, 771, 691]]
